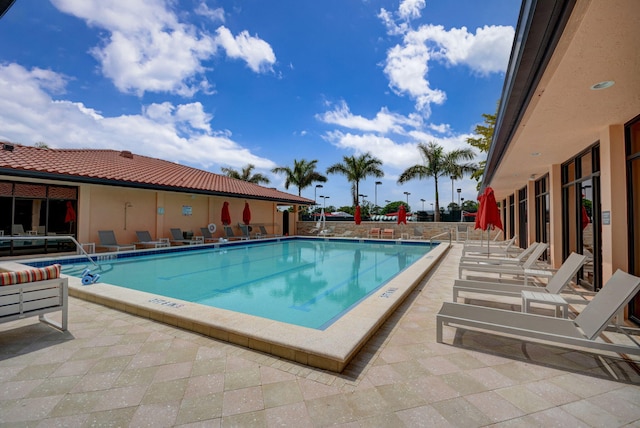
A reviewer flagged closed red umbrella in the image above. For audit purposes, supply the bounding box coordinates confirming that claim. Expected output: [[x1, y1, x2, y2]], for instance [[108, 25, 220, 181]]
[[477, 187, 502, 231], [354, 205, 361, 225], [397, 204, 407, 225], [64, 201, 76, 223], [221, 201, 231, 226], [581, 205, 590, 230], [242, 202, 251, 225], [475, 187, 502, 254]]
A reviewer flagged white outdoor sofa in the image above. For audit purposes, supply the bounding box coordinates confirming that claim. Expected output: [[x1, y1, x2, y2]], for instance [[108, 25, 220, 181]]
[[0, 262, 68, 331]]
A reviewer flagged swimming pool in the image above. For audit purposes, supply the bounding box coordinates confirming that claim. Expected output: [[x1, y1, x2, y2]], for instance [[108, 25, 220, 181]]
[[63, 240, 431, 330], [23, 237, 449, 372]]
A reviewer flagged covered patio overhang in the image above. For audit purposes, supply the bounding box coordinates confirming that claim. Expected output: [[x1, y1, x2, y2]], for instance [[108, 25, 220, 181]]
[[484, 0, 640, 199]]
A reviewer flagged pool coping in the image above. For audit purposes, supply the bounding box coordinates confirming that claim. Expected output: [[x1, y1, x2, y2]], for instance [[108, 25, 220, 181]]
[[10, 238, 450, 372]]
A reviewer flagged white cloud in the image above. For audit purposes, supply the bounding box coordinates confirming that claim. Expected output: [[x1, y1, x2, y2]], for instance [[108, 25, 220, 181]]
[[384, 38, 446, 114], [323, 131, 418, 170], [50, 0, 275, 96], [317, 101, 422, 134], [379, 3, 514, 115], [195, 2, 225, 23], [0, 64, 275, 170], [214, 26, 276, 73], [398, 0, 426, 20], [415, 24, 514, 75]]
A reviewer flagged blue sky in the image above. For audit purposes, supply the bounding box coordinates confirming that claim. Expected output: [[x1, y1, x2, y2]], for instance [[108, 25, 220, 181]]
[[0, 0, 520, 210]]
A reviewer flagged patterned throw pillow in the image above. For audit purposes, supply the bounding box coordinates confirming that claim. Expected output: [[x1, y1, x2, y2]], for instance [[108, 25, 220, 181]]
[[0, 264, 61, 286]]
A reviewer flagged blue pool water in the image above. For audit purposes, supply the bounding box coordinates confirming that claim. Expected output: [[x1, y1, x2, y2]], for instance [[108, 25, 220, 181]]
[[64, 239, 432, 330]]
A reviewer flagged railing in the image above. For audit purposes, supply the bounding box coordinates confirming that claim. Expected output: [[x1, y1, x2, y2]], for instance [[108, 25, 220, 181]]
[[0, 235, 98, 267], [428, 229, 452, 248]]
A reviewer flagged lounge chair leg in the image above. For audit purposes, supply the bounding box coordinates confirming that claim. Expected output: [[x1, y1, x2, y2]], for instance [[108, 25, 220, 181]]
[[436, 317, 443, 343]]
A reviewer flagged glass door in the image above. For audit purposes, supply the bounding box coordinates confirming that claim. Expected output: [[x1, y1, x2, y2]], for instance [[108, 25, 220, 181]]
[[627, 117, 640, 324]]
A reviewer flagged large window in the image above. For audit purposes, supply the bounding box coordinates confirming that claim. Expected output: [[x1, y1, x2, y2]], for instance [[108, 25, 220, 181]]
[[626, 116, 640, 324], [535, 175, 550, 261], [517, 187, 528, 249], [562, 144, 601, 290], [508, 195, 515, 241], [0, 181, 78, 256]]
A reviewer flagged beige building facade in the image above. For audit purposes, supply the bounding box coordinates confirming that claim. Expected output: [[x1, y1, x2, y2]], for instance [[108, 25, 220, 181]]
[[485, 1, 640, 322]]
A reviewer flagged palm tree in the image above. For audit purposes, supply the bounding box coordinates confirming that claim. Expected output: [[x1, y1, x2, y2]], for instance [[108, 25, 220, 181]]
[[326, 153, 384, 206], [221, 164, 271, 185], [398, 142, 476, 221], [271, 159, 327, 196]]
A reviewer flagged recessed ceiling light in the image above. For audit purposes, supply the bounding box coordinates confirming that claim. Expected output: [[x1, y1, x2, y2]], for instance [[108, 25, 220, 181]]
[[590, 80, 615, 90], [530, 152, 541, 157]]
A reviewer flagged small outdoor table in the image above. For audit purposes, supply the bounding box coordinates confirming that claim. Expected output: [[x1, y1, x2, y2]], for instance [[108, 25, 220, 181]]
[[521, 290, 568, 318]]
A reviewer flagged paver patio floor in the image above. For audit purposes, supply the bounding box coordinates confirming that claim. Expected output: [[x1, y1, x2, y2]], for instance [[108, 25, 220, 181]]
[[1, 245, 639, 427]]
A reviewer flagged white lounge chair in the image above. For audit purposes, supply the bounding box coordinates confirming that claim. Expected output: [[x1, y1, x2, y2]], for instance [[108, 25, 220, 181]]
[[459, 243, 549, 279], [98, 230, 136, 252], [461, 240, 536, 264], [453, 252, 589, 302], [462, 235, 518, 257], [437, 270, 640, 356]]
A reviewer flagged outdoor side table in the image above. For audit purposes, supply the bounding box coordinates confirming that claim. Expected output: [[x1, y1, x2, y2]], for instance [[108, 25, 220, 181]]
[[521, 290, 568, 318], [78, 242, 95, 254]]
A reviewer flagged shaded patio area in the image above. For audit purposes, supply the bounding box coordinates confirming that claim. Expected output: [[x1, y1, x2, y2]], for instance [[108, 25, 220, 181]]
[[1, 245, 639, 426]]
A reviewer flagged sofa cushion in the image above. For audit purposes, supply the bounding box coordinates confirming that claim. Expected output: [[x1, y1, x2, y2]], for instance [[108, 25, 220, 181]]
[[0, 264, 61, 286]]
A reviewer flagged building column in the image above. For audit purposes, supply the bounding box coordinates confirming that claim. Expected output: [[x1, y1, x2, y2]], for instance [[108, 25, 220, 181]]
[[599, 124, 628, 280], [548, 164, 563, 267]]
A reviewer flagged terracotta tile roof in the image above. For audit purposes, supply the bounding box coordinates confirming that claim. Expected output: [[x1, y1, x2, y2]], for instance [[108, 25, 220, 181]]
[[0, 142, 313, 204]]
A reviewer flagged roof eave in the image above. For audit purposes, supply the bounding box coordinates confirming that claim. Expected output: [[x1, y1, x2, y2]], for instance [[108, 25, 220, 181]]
[[481, 0, 577, 192], [0, 168, 313, 205]]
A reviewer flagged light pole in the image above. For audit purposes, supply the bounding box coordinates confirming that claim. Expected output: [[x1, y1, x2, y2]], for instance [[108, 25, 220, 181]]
[[358, 194, 367, 205], [450, 175, 456, 207], [457, 188, 461, 207], [403, 191, 410, 206], [319, 195, 329, 209], [420, 198, 425, 210], [314, 184, 323, 205], [375, 181, 382, 213]]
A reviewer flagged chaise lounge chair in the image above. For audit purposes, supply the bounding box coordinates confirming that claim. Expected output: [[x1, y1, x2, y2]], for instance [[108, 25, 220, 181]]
[[98, 230, 136, 252], [134, 231, 169, 249], [437, 269, 640, 356], [238, 224, 253, 239], [459, 243, 549, 280], [199, 227, 218, 243], [257, 225, 281, 238], [169, 228, 201, 245], [462, 235, 518, 257], [381, 228, 394, 239], [453, 252, 589, 303], [223, 225, 248, 241]]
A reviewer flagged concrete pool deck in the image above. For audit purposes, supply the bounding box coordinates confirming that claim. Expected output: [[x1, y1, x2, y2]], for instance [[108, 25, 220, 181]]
[[1, 244, 640, 426]]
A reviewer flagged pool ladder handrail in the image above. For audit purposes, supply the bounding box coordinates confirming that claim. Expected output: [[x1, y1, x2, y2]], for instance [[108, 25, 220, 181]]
[[0, 235, 98, 267], [428, 229, 452, 248]]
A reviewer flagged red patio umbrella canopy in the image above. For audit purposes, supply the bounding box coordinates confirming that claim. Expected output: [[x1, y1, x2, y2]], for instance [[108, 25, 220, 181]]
[[354, 205, 361, 225], [397, 204, 407, 225], [476, 187, 503, 231], [242, 202, 251, 225], [581, 205, 590, 230], [65, 201, 76, 223], [221, 201, 231, 226]]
